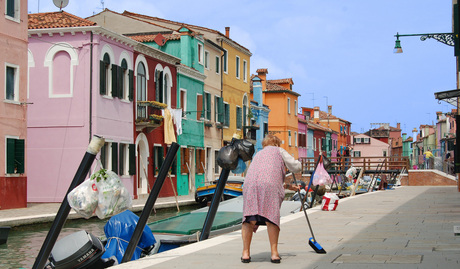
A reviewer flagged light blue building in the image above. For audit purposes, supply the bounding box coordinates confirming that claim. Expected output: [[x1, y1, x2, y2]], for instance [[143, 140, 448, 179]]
[[250, 76, 270, 152]]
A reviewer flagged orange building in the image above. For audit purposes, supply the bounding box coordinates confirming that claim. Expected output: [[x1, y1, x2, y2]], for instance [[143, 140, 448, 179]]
[[255, 69, 300, 158], [302, 106, 351, 156]]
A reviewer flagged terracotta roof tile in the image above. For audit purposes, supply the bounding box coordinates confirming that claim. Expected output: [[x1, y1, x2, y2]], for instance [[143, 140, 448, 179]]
[[125, 32, 181, 43], [29, 11, 96, 29], [268, 78, 294, 85]]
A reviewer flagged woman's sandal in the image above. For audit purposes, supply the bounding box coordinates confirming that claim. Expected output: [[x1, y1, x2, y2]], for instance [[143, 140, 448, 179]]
[[270, 257, 282, 264], [241, 257, 251, 263]]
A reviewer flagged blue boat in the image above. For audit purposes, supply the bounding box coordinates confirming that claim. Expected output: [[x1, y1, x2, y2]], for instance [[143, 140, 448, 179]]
[[194, 176, 244, 204]]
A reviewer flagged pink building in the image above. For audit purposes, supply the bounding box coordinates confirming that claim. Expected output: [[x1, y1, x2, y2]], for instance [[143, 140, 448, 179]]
[[351, 133, 390, 158], [27, 12, 138, 202], [297, 114, 308, 158], [0, 0, 28, 209]]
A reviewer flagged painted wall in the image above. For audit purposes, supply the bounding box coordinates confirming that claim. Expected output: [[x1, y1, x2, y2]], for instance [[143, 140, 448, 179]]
[[297, 114, 308, 159], [27, 29, 135, 202], [351, 134, 390, 157], [0, 0, 28, 209]]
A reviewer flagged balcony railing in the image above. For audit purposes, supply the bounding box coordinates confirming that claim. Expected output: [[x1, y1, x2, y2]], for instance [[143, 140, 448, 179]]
[[136, 101, 167, 132]]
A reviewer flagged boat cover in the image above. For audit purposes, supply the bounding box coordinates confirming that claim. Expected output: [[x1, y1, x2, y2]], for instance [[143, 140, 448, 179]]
[[148, 211, 242, 235], [102, 210, 156, 263]]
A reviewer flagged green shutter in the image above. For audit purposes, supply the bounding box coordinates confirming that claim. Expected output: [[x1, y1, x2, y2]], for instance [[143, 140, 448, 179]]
[[117, 66, 123, 99], [159, 147, 164, 171], [6, 139, 15, 173], [112, 142, 118, 174], [218, 97, 224, 123], [236, 107, 242, 129], [112, 64, 118, 97], [6, 0, 14, 17], [100, 61, 106, 95], [15, 139, 25, 174], [206, 93, 211, 120], [119, 144, 124, 175], [129, 144, 136, 175], [225, 104, 230, 127], [128, 70, 134, 101]]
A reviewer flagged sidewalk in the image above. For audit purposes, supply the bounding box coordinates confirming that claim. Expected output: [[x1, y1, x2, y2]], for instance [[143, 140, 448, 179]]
[[0, 193, 196, 227], [111, 186, 460, 269]]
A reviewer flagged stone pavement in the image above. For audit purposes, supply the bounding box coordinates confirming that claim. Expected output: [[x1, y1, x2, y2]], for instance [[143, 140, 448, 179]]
[[0, 193, 196, 227], [111, 186, 460, 269]]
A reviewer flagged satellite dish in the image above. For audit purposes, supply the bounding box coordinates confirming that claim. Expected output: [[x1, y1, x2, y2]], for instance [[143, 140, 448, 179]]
[[53, 0, 69, 10]]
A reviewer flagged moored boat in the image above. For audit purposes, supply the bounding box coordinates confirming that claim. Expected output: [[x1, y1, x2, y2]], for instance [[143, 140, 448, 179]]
[[194, 176, 244, 204]]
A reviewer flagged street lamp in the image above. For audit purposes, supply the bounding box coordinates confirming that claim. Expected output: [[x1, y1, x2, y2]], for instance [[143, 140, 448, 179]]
[[393, 32, 456, 54]]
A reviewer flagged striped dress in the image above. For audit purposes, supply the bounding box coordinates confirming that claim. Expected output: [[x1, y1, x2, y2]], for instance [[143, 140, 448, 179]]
[[242, 146, 289, 231]]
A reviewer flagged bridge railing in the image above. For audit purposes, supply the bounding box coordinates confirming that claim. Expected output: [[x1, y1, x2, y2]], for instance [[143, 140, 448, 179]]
[[299, 156, 410, 174]]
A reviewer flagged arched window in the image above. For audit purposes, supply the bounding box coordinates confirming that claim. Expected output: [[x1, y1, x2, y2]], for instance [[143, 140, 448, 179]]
[[100, 53, 111, 96], [44, 42, 78, 98], [137, 62, 147, 118]]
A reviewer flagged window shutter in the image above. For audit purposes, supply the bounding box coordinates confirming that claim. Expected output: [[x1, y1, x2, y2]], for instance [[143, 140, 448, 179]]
[[6, 139, 15, 173], [112, 142, 118, 174], [159, 71, 164, 103], [117, 66, 123, 99], [206, 93, 211, 120], [181, 148, 190, 173], [6, 0, 14, 17], [15, 139, 25, 174], [129, 144, 136, 175], [197, 95, 203, 120], [158, 147, 164, 172], [112, 64, 118, 97], [225, 104, 230, 126], [100, 61, 106, 95], [119, 144, 124, 175], [128, 70, 134, 101], [218, 97, 224, 123]]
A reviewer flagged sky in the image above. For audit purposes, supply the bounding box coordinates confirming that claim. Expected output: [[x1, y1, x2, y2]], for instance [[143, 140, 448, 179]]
[[28, 0, 458, 135]]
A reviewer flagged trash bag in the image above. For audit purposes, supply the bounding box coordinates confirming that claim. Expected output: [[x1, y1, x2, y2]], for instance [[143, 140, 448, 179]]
[[67, 178, 99, 219], [94, 169, 132, 219], [231, 158, 246, 174], [232, 138, 255, 162], [102, 210, 156, 264], [217, 145, 239, 170], [312, 162, 332, 186]]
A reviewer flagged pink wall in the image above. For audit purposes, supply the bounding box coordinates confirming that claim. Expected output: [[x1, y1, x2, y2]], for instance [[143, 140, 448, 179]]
[[27, 29, 135, 202]]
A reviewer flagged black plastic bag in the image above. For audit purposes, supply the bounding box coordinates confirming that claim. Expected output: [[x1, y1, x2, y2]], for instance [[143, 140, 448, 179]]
[[217, 145, 239, 170], [232, 138, 255, 162]]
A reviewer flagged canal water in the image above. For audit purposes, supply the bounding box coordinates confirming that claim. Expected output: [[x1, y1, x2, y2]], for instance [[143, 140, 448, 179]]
[[0, 205, 201, 269]]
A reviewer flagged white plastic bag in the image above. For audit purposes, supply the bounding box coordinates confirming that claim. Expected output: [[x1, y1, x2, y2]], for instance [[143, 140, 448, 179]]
[[67, 178, 99, 219], [94, 169, 132, 219]]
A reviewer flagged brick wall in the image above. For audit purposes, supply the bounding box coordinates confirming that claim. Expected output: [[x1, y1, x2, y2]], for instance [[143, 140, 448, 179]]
[[404, 170, 457, 186]]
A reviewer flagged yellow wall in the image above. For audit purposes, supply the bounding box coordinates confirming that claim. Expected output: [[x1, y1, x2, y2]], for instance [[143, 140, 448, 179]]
[[222, 43, 251, 143]]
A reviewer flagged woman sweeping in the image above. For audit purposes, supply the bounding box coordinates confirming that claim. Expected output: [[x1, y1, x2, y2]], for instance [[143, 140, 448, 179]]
[[241, 135, 302, 263]]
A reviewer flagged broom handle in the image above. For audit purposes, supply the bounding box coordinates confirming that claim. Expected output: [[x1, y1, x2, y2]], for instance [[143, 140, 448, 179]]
[[292, 173, 317, 241]]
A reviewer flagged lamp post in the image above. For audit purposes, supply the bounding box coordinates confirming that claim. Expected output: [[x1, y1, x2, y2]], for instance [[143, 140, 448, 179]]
[[395, 3, 460, 192]]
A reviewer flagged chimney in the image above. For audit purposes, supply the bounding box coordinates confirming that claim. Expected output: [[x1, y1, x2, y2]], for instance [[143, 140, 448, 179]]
[[328, 105, 332, 115], [225, 27, 230, 38], [397, 123, 400, 130]]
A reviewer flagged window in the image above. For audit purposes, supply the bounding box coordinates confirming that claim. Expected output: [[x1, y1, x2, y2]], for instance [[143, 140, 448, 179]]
[[236, 106, 242, 129], [363, 137, 370, 144], [215, 56, 220, 74], [198, 43, 204, 65], [294, 100, 298, 115], [5, 64, 18, 102], [288, 130, 292, 146], [214, 150, 220, 174], [354, 137, 362, 144], [118, 144, 131, 176], [180, 89, 187, 114], [243, 60, 247, 82], [197, 94, 203, 120], [353, 151, 361, 157], [223, 49, 228, 73], [204, 92, 211, 120], [295, 131, 298, 147], [181, 147, 190, 174], [136, 62, 147, 118], [196, 149, 205, 174], [224, 103, 230, 127], [6, 0, 19, 21], [235, 56, 240, 79], [263, 122, 268, 137], [204, 51, 209, 69], [6, 137, 24, 174], [100, 53, 111, 96], [287, 98, 291, 114], [153, 146, 164, 176]]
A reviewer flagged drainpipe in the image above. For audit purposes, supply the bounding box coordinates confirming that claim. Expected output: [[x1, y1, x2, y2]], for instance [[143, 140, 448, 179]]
[[220, 39, 224, 146], [89, 32, 93, 141]]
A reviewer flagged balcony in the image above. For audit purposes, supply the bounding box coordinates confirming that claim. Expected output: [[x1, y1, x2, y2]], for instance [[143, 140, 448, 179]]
[[243, 124, 259, 141], [136, 101, 167, 132]]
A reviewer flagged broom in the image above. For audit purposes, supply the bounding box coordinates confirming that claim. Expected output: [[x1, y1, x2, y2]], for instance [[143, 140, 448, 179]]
[[292, 172, 326, 254]]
